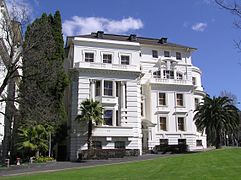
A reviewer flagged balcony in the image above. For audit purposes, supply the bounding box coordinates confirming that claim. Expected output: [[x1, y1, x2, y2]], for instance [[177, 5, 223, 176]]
[[149, 78, 192, 86], [92, 126, 134, 137], [74, 61, 140, 72], [95, 96, 118, 105]]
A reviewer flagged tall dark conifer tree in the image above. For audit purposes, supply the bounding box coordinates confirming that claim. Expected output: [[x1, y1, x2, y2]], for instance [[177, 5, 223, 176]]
[[18, 11, 68, 133]]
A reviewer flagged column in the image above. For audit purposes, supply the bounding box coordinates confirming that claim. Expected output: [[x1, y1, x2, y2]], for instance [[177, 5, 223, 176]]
[[101, 79, 104, 96], [121, 81, 126, 109], [89, 80, 95, 100], [113, 80, 116, 97], [112, 107, 116, 127]]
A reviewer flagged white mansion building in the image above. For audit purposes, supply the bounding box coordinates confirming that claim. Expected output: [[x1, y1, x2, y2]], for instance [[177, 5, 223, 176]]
[[65, 31, 207, 161]]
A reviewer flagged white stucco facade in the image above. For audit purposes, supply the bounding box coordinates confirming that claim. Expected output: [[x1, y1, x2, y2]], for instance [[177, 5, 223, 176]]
[[66, 32, 206, 161]]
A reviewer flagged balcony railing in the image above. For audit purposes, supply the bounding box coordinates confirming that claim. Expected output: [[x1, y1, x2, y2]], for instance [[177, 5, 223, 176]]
[[149, 77, 192, 85], [74, 61, 140, 72], [92, 126, 134, 137], [95, 96, 118, 105]]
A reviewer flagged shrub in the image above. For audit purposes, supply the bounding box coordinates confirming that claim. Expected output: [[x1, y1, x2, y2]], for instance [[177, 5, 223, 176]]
[[79, 149, 140, 160], [34, 156, 55, 163]]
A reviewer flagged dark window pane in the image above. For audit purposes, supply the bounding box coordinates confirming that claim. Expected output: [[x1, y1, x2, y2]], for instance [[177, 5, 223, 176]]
[[121, 55, 130, 65], [104, 110, 113, 125], [115, 141, 125, 149], [85, 52, 94, 62]]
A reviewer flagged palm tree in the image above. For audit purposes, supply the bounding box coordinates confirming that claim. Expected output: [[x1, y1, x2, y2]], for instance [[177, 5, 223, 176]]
[[194, 95, 240, 149], [18, 124, 49, 158], [76, 99, 103, 150]]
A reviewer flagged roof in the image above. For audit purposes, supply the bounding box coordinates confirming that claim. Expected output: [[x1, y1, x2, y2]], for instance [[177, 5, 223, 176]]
[[67, 32, 196, 50]]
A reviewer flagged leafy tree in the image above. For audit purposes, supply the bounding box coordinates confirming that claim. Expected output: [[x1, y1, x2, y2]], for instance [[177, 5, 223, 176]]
[[76, 99, 103, 150], [17, 124, 49, 158], [194, 95, 240, 149]]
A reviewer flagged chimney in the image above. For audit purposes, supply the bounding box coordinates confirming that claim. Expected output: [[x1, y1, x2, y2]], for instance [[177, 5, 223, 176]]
[[159, 37, 168, 44], [96, 31, 104, 38], [129, 34, 137, 41]]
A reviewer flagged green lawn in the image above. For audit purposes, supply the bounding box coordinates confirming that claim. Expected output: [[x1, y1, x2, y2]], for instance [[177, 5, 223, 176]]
[[2, 148, 241, 180]]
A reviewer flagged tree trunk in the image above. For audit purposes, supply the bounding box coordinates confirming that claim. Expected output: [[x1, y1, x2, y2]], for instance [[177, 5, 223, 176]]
[[36, 150, 40, 158], [2, 78, 16, 162], [215, 131, 222, 149], [87, 120, 92, 150]]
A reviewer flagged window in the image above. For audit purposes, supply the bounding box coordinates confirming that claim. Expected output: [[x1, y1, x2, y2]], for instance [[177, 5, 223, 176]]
[[196, 140, 202, 147], [160, 139, 168, 145], [95, 81, 101, 96], [176, 72, 183, 80], [92, 141, 102, 149], [103, 54, 112, 63], [153, 70, 161, 78], [104, 81, 113, 96], [85, 52, 94, 62], [159, 93, 166, 106], [192, 77, 196, 85], [104, 110, 113, 125], [176, 52, 181, 60], [163, 70, 174, 79], [176, 93, 184, 106], [152, 50, 158, 58], [159, 117, 167, 131], [178, 139, 186, 145], [164, 51, 170, 57], [178, 117, 185, 131], [195, 98, 199, 109], [121, 55, 130, 65], [115, 141, 125, 149]]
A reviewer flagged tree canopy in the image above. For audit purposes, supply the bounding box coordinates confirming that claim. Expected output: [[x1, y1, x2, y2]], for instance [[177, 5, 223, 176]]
[[194, 95, 240, 149], [76, 99, 103, 149]]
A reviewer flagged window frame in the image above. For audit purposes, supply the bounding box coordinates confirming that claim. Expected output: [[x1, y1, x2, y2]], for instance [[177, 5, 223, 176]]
[[104, 81, 113, 96], [84, 52, 95, 62], [176, 52, 182, 60], [158, 92, 167, 106], [163, 70, 174, 79], [115, 141, 126, 149], [159, 116, 167, 131], [177, 117, 185, 131], [176, 93, 184, 107], [102, 53, 112, 64], [103, 109, 113, 126], [192, 77, 196, 86], [120, 55, 130, 65], [196, 140, 203, 147], [164, 51, 170, 57], [176, 72, 183, 80], [194, 98, 199, 110], [95, 80, 101, 97], [152, 50, 158, 58]]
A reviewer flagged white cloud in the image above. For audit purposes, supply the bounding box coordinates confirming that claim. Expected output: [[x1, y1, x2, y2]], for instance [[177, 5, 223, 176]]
[[192, 22, 208, 32], [62, 16, 144, 37]]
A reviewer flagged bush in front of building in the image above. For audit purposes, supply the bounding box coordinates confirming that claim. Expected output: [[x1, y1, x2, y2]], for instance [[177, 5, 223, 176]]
[[78, 149, 140, 160], [153, 144, 188, 154]]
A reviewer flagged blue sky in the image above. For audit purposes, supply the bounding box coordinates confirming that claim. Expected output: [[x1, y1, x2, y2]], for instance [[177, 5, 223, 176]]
[[8, 0, 241, 107]]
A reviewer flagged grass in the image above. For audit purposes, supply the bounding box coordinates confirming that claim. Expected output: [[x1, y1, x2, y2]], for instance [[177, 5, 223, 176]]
[[2, 148, 241, 180]]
